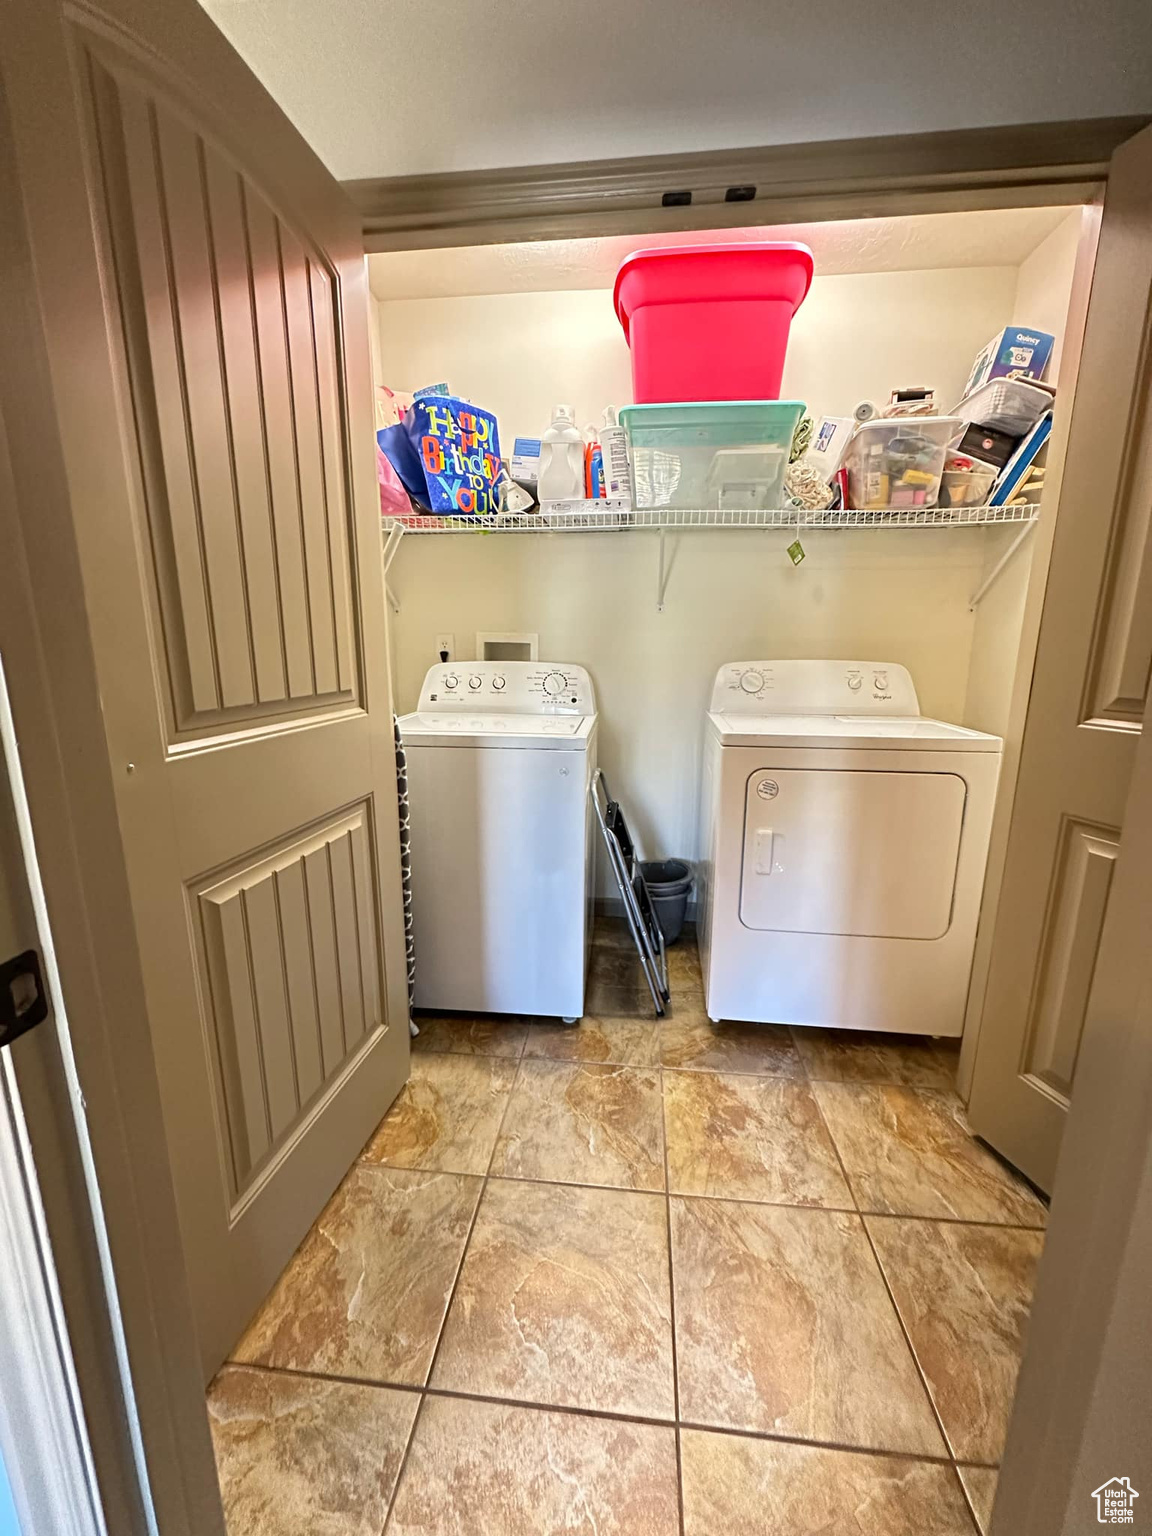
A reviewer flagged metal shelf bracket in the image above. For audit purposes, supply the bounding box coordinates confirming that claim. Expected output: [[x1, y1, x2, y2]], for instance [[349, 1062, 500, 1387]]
[[382, 521, 404, 613], [656, 527, 669, 611], [969, 519, 1037, 611]]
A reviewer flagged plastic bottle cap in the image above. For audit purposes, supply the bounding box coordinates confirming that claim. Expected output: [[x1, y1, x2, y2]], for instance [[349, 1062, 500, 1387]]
[[553, 404, 574, 422], [603, 406, 617, 427]]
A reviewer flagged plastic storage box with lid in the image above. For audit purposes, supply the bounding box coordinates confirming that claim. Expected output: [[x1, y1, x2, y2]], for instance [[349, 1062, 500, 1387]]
[[619, 400, 805, 510], [957, 377, 1052, 438], [843, 417, 964, 510], [613, 244, 814, 404]]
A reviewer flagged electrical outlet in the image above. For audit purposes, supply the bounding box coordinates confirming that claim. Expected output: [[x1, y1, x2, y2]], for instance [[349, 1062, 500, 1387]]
[[435, 632, 454, 664]]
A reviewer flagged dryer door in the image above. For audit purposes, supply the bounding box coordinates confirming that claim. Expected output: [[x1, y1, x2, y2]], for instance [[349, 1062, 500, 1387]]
[[740, 768, 966, 938]]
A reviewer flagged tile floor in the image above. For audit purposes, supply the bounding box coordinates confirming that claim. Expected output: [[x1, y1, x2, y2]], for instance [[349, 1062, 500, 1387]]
[[209, 920, 1045, 1536]]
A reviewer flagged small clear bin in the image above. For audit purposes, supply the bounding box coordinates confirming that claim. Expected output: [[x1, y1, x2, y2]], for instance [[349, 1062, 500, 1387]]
[[940, 463, 997, 508], [620, 400, 805, 511], [843, 417, 964, 510]]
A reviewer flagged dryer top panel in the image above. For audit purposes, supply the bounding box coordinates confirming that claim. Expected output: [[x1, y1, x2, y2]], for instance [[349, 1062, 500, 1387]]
[[711, 659, 919, 716], [707, 712, 1001, 750]]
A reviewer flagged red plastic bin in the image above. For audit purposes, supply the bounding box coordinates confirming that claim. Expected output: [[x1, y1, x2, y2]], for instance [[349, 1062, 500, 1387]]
[[614, 242, 814, 404]]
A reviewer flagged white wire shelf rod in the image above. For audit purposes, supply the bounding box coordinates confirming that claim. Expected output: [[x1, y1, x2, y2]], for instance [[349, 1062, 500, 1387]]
[[384, 503, 1039, 534]]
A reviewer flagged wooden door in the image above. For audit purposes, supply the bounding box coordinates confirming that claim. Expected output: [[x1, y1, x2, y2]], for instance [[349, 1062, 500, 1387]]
[[2, 0, 409, 1375], [967, 126, 1152, 1191]]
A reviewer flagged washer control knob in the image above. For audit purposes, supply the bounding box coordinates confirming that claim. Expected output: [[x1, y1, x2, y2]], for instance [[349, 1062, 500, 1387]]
[[873, 672, 889, 691], [740, 669, 765, 694], [848, 675, 863, 692], [468, 675, 483, 690], [492, 675, 506, 691], [444, 674, 459, 690], [542, 671, 568, 696]]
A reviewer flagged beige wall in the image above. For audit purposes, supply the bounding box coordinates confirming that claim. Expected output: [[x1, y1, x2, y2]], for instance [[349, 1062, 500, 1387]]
[[391, 527, 988, 889], [377, 258, 1075, 887], [374, 266, 1018, 436], [366, 287, 384, 397], [1011, 210, 1086, 380], [963, 211, 1084, 736]]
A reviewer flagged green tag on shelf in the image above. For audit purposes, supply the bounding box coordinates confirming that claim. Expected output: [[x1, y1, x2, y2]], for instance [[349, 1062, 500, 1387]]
[[787, 538, 806, 565]]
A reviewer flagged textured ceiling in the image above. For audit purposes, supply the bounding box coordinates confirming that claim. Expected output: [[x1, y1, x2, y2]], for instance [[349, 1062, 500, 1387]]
[[199, 0, 1152, 181], [367, 208, 1076, 302]]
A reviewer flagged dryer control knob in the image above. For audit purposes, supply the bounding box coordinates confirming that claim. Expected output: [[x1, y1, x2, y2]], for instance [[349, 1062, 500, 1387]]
[[848, 675, 863, 691], [740, 670, 765, 694], [468, 675, 483, 690], [542, 671, 568, 696], [492, 676, 506, 691], [444, 674, 459, 689], [873, 672, 889, 691]]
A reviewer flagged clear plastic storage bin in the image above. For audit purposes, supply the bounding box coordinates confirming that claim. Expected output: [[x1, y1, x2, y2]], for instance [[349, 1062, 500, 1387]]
[[619, 400, 805, 510], [843, 417, 964, 510], [957, 377, 1051, 437]]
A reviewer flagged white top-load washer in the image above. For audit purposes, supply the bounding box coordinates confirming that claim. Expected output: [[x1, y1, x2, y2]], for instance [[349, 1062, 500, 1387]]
[[399, 661, 597, 1021], [697, 660, 1002, 1035]]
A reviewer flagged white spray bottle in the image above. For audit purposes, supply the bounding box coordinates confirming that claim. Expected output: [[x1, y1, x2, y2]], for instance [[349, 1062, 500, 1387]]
[[600, 406, 632, 506]]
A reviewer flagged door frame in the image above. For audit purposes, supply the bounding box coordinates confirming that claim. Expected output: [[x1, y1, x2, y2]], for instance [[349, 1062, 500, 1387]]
[[1, 55, 1148, 1528], [0, 661, 112, 1536], [348, 116, 1141, 251]]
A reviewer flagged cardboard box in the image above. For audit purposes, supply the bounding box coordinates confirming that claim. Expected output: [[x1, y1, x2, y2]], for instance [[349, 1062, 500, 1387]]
[[510, 437, 541, 490], [963, 326, 1055, 396], [955, 422, 1021, 470], [805, 415, 855, 481]]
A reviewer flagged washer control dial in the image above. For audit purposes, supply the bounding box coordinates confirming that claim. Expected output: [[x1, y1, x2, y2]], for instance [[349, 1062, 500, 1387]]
[[740, 669, 765, 695], [492, 675, 506, 691], [542, 671, 568, 696], [443, 674, 459, 690], [847, 675, 863, 692], [468, 675, 483, 690], [873, 671, 889, 692]]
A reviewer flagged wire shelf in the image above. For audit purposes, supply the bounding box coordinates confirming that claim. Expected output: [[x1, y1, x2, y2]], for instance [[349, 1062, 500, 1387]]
[[385, 501, 1039, 534]]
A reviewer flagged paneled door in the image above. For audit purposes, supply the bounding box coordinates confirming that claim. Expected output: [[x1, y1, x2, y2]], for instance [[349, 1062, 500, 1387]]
[[967, 126, 1152, 1192], [3, 0, 409, 1373]]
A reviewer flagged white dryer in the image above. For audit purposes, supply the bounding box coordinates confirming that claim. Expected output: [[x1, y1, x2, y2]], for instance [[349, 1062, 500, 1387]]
[[698, 660, 1002, 1036], [399, 661, 597, 1021]]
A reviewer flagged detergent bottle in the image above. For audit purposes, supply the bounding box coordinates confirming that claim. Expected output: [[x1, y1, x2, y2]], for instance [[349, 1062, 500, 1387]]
[[536, 404, 585, 502], [584, 425, 604, 498]]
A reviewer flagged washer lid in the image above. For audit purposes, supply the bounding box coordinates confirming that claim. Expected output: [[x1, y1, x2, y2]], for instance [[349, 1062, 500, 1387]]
[[398, 712, 596, 750], [709, 712, 1002, 751]]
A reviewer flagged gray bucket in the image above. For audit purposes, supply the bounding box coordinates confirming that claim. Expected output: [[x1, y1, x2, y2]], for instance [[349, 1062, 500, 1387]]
[[641, 859, 693, 945]]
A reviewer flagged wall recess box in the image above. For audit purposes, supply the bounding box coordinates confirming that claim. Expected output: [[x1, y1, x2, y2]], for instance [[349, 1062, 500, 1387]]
[[476, 632, 538, 662]]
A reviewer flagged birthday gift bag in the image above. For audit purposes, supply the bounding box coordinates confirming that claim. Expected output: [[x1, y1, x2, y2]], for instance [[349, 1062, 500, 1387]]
[[378, 395, 501, 516]]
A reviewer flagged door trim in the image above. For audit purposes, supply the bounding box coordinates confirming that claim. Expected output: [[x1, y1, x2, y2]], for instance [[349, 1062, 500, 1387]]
[[0, 669, 109, 1536], [347, 116, 1140, 251]]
